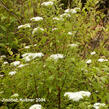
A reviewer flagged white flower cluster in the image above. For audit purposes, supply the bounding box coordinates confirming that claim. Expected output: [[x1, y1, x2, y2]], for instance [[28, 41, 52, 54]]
[[32, 27, 44, 34], [34, 44, 37, 46], [93, 103, 106, 109], [60, 13, 71, 18], [18, 23, 31, 29], [17, 64, 28, 68], [11, 93, 19, 97], [30, 17, 43, 22], [50, 54, 64, 60], [9, 71, 16, 76], [22, 53, 44, 62], [0, 55, 6, 58], [29, 104, 42, 109], [68, 44, 78, 47], [52, 28, 58, 31], [0, 74, 4, 77], [64, 91, 91, 101], [10, 60, 29, 68], [91, 51, 96, 55], [3, 61, 8, 65], [24, 45, 30, 49], [24, 44, 37, 49], [68, 32, 73, 35], [53, 7, 80, 21], [86, 54, 108, 64], [65, 9, 76, 14], [86, 59, 92, 64], [11, 61, 20, 66], [41, 1, 54, 7], [65, 7, 80, 14], [98, 58, 108, 62]]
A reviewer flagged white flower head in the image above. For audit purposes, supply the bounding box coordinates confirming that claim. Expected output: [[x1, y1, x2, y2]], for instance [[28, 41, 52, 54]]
[[64, 91, 91, 102], [29, 104, 42, 109], [68, 44, 78, 47], [73, 7, 81, 11], [86, 59, 92, 64], [53, 17, 60, 21], [71, 9, 77, 14], [32, 27, 44, 34], [18, 64, 28, 68], [9, 71, 16, 76], [79, 91, 91, 97], [91, 51, 96, 55], [65, 9, 71, 13], [68, 32, 73, 35], [98, 58, 108, 62], [18, 23, 30, 29], [64, 92, 83, 101], [50, 54, 64, 60], [34, 44, 37, 47], [24, 45, 31, 49], [60, 13, 71, 18], [3, 61, 8, 65], [0, 75, 4, 77], [41, 1, 54, 7], [11, 93, 19, 97], [0, 55, 6, 58], [93, 103, 106, 109], [11, 61, 20, 66], [53, 17, 64, 21], [65, 8, 77, 14], [22, 53, 44, 62], [30, 17, 43, 21], [52, 28, 58, 31]]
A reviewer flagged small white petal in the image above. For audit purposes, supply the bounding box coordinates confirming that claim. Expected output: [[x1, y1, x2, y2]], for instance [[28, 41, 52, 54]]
[[11, 93, 19, 97], [65, 9, 71, 13], [18, 64, 28, 68], [91, 51, 96, 55], [98, 58, 108, 62], [60, 13, 71, 18], [22, 53, 44, 62], [64, 91, 91, 102], [29, 104, 42, 109], [32, 27, 44, 34], [18, 24, 30, 29], [68, 32, 73, 35], [52, 28, 58, 31], [41, 1, 54, 6], [0, 75, 4, 77], [68, 44, 78, 47], [93, 103, 106, 109], [30, 17, 43, 21], [9, 71, 16, 76], [0, 55, 6, 58], [24, 46, 30, 49], [11, 61, 20, 66], [3, 61, 8, 65], [34, 44, 37, 46], [65, 8, 77, 14], [50, 54, 64, 60], [86, 59, 92, 64]]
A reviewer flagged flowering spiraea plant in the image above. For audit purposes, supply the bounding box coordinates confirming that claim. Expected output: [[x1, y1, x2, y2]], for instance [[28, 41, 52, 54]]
[[0, 0, 109, 109]]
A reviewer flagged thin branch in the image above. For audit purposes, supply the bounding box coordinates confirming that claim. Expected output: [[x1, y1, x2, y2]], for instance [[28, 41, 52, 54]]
[[0, 0, 22, 24]]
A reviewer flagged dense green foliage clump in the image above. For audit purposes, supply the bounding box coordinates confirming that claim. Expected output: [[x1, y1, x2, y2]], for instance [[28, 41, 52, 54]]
[[0, 0, 109, 109]]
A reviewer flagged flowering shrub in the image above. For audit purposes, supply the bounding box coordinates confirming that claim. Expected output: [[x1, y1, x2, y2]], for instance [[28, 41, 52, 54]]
[[0, 0, 109, 109]]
